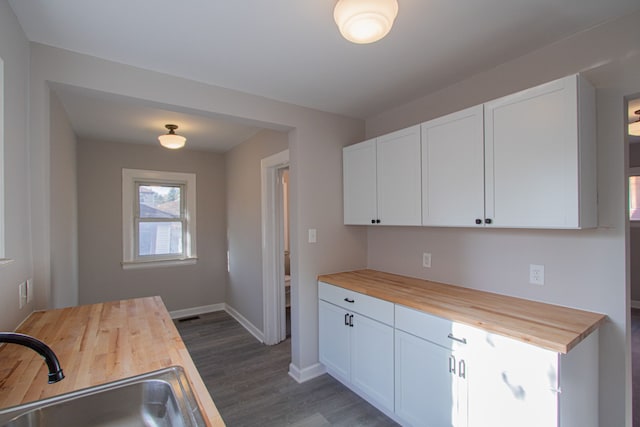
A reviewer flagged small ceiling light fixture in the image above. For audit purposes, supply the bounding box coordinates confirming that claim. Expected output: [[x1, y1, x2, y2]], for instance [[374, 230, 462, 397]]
[[158, 124, 186, 149], [334, 0, 399, 44], [630, 110, 640, 137]]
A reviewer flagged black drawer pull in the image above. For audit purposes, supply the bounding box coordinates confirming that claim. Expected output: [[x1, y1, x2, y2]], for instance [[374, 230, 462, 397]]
[[344, 313, 349, 326], [344, 298, 355, 303]]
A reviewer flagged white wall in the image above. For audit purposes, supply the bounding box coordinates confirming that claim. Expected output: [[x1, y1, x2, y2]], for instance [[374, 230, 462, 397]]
[[364, 10, 640, 427], [49, 90, 78, 308], [0, 1, 36, 330], [28, 43, 367, 375], [225, 129, 289, 330]]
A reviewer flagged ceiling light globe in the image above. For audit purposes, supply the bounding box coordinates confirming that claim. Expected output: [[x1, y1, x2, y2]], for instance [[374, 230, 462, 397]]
[[334, 0, 398, 44], [158, 134, 186, 149]]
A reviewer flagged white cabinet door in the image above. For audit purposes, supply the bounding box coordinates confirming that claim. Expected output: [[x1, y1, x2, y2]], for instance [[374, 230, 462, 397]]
[[484, 74, 596, 228], [395, 330, 454, 427], [351, 313, 395, 413], [318, 300, 350, 382], [466, 330, 559, 427], [343, 139, 377, 225], [421, 106, 485, 227], [377, 125, 422, 225]]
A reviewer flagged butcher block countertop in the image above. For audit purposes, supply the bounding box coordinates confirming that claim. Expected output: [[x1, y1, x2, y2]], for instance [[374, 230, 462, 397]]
[[318, 269, 606, 354], [0, 296, 224, 426]]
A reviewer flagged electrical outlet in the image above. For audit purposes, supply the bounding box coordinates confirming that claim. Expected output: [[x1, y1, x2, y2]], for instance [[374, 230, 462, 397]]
[[26, 279, 33, 303], [529, 264, 545, 285], [423, 252, 432, 268], [18, 282, 26, 309]]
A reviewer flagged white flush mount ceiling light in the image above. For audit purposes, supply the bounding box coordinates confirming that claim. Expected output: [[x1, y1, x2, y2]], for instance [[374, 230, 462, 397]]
[[334, 0, 399, 44], [630, 110, 640, 137], [158, 124, 186, 149]]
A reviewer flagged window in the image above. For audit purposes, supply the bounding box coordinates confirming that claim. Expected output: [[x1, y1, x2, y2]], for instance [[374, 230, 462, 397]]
[[122, 169, 197, 269]]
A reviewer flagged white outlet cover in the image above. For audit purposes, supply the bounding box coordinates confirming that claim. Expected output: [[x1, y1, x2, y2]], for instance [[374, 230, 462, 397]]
[[308, 228, 317, 243], [18, 282, 26, 309], [26, 279, 33, 303], [529, 264, 545, 285]]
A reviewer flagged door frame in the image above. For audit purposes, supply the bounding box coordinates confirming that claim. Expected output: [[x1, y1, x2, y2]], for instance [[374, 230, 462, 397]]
[[261, 149, 289, 345]]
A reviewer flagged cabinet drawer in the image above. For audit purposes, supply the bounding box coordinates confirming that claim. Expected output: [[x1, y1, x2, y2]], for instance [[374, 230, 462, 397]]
[[318, 282, 394, 326], [395, 304, 473, 350]]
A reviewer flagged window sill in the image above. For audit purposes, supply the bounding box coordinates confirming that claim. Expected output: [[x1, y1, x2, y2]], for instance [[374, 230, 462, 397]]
[[121, 257, 197, 270], [0, 258, 14, 268]]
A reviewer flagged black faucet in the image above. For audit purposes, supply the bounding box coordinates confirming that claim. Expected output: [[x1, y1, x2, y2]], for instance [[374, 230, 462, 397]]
[[0, 332, 65, 383]]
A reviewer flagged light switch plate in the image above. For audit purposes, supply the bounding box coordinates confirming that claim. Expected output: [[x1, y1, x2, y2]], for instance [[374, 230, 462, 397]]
[[423, 252, 432, 268], [308, 229, 317, 243]]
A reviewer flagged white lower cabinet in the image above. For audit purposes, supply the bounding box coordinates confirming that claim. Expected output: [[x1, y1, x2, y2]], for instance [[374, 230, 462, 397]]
[[318, 283, 395, 414], [318, 284, 598, 427], [395, 329, 468, 427], [394, 304, 598, 427]]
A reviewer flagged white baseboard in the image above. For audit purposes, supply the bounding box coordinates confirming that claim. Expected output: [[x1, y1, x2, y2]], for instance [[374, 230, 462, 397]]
[[225, 303, 265, 343], [632, 300, 640, 309], [169, 303, 225, 319], [288, 362, 326, 383]]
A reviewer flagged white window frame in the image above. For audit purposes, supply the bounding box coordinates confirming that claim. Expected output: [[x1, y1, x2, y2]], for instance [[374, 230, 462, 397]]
[[122, 169, 197, 269]]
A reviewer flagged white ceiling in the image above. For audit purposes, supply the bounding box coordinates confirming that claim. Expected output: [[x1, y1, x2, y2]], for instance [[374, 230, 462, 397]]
[[9, 0, 640, 151]]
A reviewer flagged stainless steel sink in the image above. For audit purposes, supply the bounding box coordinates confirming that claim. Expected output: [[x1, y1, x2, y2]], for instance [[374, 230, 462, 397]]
[[0, 366, 206, 427]]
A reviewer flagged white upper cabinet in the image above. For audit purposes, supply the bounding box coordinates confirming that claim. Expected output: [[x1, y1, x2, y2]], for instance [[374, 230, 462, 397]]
[[344, 74, 596, 229], [484, 74, 596, 228], [421, 105, 485, 227], [343, 139, 377, 225], [343, 125, 421, 225], [377, 125, 422, 226]]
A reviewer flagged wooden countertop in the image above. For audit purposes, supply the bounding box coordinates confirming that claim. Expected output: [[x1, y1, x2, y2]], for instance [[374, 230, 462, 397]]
[[0, 296, 224, 426], [318, 269, 606, 353]]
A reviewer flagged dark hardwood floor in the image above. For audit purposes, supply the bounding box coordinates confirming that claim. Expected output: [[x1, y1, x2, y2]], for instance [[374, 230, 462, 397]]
[[175, 311, 398, 427], [633, 309, 640, 427]]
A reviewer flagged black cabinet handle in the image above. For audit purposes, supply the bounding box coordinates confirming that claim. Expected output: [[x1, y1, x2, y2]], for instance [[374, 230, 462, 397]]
[[475, 219, 482, 225], [376, 219, 381, 224], [485, 218, 492, 224], [344, 313, 349, 326], [447, 333, 467, 344], [344, 298, 355, 303], [349, 314, 354, 327], [371, 219, 376, 224]]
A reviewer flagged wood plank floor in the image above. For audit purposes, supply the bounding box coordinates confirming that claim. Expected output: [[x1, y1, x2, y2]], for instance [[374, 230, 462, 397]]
[[632, 308, 640, 427], [175, 311, 398, 427]]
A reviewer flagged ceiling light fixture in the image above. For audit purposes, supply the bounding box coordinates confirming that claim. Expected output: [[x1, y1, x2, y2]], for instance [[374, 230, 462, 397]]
[[158, 124, 186, 149], [630, 110, 640, 137], [333, 0, 399, 44]]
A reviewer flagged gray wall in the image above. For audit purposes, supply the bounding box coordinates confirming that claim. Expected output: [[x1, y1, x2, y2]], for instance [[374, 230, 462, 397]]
[[225, 129, 289, 330], [364, 10, 640, 427], [77, 138, 227, 311], [49, 91, 78, 308], [28, 43, 367, 376], [0, 2, 36, 330]]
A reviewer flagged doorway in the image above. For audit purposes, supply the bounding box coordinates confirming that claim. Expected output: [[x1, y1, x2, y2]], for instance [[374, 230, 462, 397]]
[[628, 95, 640, 426], [261, 150, 290, 345]]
